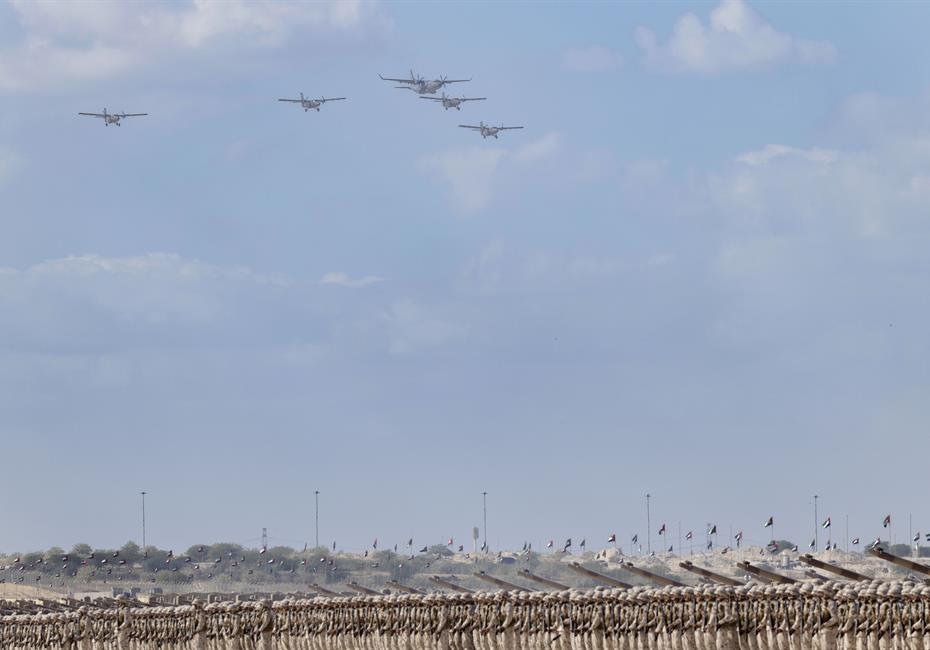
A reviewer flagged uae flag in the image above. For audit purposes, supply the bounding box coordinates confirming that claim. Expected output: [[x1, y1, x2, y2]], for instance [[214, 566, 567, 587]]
[[546, 540, 554, 548], [914, 532, 921, 543], [580, 539, 586, 549], [658, 524, 666, 535], [708, 525, 717, 535], [763, 516, 773, 528], [564, 538, 572, 550], [851, 537, 860, 545], [607, 533, 616, 543], [686, 531, 693, 540], [734, 531, 743, 543], [822, 517, 831, 529], [809, 539, 816, 549], [446, 537, 453, 546], [791, 545, 799, 552], [883, 515, 892, 528]]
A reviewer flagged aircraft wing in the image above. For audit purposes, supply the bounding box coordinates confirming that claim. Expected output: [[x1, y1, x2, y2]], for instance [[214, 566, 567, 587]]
[[321, 97, 346, 102], [278, 98, 302, 103], [419, 97, 444, 101], [380, 75, 415, 84], [78, 113, 106, 117], [499, 126, 524, 130], [443, 79, 471, 83], [462, 97, 487, 102], [458, 125, 482, 130], [122, 113, 148, 117]]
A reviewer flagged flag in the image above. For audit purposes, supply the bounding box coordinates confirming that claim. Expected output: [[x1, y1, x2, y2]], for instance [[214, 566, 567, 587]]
[[883, 515, 891, 528], [822, 517, 831, 529], [791, 545, 799, 552], [631, 534, 638, 544], [447, 537, 453, 546], [457, 545, 463, 552], [925, 534, 930, 542], [408, 538, 413, 547], [480, 541, 487, 551], [734, 531, 743, 542], [706, 540, 712, 550], [658, 524, 666, 535], [419, 546, 427, 553], [914, 532, 921, 543], [607, 533, 616, 543], [708, 525, 717, 535], [546, 540, 554, 548], [809, 539, 815, 549], [393, 544, 397, 552], [564, 538, 572, 550], [764, 517, 773, 528], [522, 541, 527, 551], [851, 537, 860, 545], [667, 545, 673, 553], [870, 538, 881, 549], [373, 538, 378, 550], [580, 539, 586, 549], [686, 531, 693, 540]]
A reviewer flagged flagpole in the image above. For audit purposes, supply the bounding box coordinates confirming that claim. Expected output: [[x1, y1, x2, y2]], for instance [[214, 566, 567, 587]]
[[814, 495, 818, 552], [646, 493, 651, 555]]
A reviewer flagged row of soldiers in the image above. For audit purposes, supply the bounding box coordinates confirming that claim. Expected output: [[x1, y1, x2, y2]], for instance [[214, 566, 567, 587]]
[[3, 580, 930, 650]]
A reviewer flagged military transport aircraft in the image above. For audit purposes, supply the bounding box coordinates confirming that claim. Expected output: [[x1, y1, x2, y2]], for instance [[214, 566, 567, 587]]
[[458, 122, 524, 139], [420, 93, 486, 111], [278, 93, 346, 112], [78, 109, 148, 127], [379, 70, 470, 95]]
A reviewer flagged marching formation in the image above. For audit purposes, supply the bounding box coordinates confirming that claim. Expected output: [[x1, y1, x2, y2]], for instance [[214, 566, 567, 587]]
[[4, 581, 930, 650], [77, 69, 525, 139]]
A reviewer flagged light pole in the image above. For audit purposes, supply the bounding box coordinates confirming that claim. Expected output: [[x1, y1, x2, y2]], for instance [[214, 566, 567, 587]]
[[646, 493, 652, 554], [140, 491, 147, 551], [814, 495, 819, 551], [314, 491, 320, 548], [482, 492, 488, 553]]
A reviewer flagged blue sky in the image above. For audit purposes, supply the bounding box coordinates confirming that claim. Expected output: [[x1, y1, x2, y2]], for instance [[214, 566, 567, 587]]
[[1, 0, 929, 555]]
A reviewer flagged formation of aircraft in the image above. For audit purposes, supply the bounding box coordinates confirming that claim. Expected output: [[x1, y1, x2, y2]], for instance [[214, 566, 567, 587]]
[[77, 109, 147, 127], [278, 92, 346, 112], [381, 70, 524, 138], [379, 70, 470, 95], [458, 122, 524, 139], [78, 69, 524, 139], [419, 93, 486, 111]]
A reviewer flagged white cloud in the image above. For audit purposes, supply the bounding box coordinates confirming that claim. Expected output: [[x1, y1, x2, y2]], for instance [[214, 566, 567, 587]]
[[513, 132, 562, 164], [634, 0, 835, 73], [420, 133, 561, 213], [561, 45, 623, 72], [735, 144, 838, 166], [0, 1, 384, 91], [461, 240, 624, 295], [319, 272, 384, 288], [0, 253, 293, 350], [419, 147, 507, 213], [380, 299, 466, 355]]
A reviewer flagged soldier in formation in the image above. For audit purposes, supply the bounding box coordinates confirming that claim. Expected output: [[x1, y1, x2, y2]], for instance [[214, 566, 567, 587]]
[[3, 580, 930, 650]]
